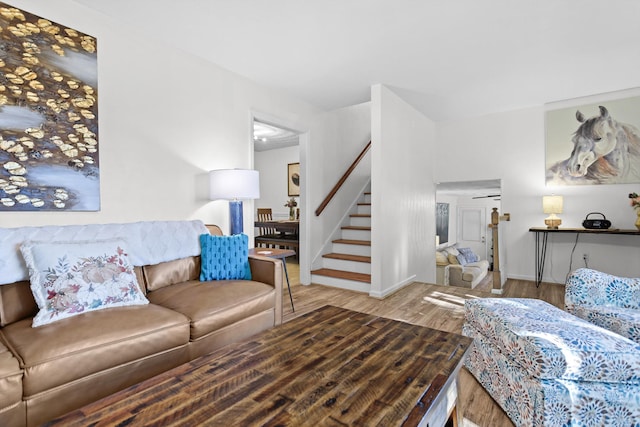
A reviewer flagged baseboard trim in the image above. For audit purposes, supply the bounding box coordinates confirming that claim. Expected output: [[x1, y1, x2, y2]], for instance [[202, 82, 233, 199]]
[[507, 274, 565, 285], [369, 274, 416, 299]]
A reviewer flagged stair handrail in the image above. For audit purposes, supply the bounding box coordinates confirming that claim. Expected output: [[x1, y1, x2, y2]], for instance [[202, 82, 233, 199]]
[[315, 141, 371, 216]]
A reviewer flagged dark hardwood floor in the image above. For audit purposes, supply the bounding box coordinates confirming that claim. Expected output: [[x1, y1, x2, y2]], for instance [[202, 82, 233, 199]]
[[282, 260, 565, 427]]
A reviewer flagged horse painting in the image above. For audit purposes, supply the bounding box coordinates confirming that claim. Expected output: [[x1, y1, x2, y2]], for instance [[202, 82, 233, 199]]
[[547, 106, 640, 185]]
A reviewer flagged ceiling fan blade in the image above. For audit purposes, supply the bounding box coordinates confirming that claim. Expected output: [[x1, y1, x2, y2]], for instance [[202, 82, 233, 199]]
[[472, 194, 500, 199]]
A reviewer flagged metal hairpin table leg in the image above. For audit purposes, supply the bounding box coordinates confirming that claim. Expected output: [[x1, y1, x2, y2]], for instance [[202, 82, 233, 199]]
[[534, 231, 548, 288], [281, 258, 295, 312], [249, 248, 296, 313]]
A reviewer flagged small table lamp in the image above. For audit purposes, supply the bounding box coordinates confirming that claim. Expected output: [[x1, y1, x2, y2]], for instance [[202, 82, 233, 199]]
[[209, 169, 260, 235], [542, 195, 563, 229]]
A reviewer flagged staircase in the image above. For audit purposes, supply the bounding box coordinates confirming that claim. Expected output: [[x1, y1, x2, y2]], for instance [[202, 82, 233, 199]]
[[311, 192, 371, 292]]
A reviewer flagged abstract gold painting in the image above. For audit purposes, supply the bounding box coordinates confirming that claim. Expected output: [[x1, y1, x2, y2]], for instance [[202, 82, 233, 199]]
[[0, 3, 99, 210]]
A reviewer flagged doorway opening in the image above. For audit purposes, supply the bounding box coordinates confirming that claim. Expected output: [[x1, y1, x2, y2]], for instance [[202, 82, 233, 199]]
[[252, 118, 301, 220], [435, 179, 502, 290]]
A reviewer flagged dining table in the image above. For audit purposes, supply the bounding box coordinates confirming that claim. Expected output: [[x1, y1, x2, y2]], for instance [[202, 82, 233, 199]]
[[254, 219, 299, 262], [254, 219, 299, 235]]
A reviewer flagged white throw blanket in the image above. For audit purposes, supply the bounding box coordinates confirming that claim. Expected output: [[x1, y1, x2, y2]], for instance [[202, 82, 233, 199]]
[[0, 220, 209, 285]]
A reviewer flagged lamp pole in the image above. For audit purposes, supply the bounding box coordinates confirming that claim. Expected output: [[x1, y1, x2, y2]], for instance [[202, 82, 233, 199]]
[[229, 199, 244, 235], [209, 169, 260, 235]]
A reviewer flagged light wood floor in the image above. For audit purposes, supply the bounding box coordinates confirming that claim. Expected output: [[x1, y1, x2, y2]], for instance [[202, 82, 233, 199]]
[[281, 260, 565, 427]]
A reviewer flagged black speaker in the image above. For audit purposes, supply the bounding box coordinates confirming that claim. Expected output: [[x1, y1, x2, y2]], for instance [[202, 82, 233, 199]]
[[582, 212, 611, 230]]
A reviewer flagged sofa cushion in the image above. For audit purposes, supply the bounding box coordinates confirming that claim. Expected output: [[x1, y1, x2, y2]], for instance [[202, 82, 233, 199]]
[[199, 234, 251, 281], [435, 251, 448, 266], [568, 305, 640, 345], [443, 245, 459, 256], [0, 281, 37, 327], [0, 337, 22, 411], [566, 268, 640, 311], [466, 260, 489, 270], [461, 268, 480, 282], [20, 239, 149, 327], [147, 279, 275, 341], [144, 256, 200, 292], [464, 298, 640, 383], [1, 304, 190, 397]]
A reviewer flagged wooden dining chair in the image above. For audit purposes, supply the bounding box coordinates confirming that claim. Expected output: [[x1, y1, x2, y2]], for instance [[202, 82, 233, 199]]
[[255, 208, 279, 248]]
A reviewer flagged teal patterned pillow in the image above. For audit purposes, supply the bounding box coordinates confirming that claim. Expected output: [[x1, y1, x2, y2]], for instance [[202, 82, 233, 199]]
[[199, 234, 251, 281]]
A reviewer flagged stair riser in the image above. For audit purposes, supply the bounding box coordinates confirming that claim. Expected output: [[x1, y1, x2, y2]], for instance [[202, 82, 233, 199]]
[[357, 205, 371, 215], [332, 243, 371, 256], [310, 275, 370, 293], [323, 258, 371, 274], [342, 229, 371, 240], [363, 194, 371, 204], [349, 217, 371, 227]]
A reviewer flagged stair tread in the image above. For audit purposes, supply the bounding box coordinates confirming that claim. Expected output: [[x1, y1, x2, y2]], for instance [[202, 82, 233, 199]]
[[323, 253, 371, 263], [350, 214, 371, 218], [333, 239, 371, 246], [341, 226, 371, 231], [357, 203, 372, 206], [311, 268, 371, 283]]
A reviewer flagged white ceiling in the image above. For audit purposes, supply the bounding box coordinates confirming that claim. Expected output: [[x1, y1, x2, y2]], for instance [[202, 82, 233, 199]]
[[72, 0, 640, 121], [253, 120, 299, 152], [437, 179, 501, 198]]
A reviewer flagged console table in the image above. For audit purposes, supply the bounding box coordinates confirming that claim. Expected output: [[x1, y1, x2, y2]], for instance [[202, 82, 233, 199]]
[[529, 227, 640, 287]]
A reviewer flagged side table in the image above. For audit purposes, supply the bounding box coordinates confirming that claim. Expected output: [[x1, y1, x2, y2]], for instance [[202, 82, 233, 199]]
[[249, 248, 295, 312]]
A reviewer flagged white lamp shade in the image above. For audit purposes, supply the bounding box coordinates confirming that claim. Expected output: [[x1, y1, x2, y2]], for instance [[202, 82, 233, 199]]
[[542, 195, 563, 214], [209, 169, 260, 200]]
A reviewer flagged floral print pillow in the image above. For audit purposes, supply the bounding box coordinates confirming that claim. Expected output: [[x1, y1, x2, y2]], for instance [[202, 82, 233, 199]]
[[20, 239, 149, 327]]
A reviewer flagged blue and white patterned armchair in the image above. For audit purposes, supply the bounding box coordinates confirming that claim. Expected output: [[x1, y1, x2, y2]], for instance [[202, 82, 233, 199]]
[[565, 268, 640, 344]]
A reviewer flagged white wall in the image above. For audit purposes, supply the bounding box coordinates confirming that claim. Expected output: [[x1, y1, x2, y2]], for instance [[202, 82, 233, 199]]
[[437, 106, 640, 283], [3, 1, 321, 239], [371, 85, 436, 297], [254, 145, 300, 220]]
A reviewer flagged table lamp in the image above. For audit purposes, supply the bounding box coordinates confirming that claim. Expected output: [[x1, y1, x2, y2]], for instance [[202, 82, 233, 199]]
[[542, 195, 563, 229], [209, 169, 260, 235]]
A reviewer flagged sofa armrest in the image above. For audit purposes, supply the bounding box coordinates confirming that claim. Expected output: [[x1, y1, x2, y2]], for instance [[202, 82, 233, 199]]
[[446, 264, 464, 286], [566, 268, 640, 311], [248, 255, 283, 325]]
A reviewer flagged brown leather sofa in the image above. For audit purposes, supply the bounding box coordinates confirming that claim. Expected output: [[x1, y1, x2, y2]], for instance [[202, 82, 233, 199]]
[[0, 224, 282, 427]]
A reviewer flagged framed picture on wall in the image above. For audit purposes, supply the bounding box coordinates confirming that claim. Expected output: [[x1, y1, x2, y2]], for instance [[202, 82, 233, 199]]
[[545, 89, 640, 186], [288, 162, 300, 196]]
